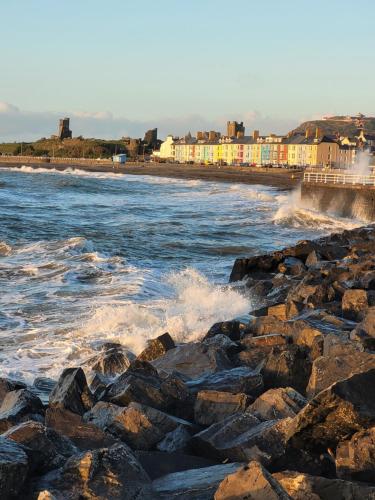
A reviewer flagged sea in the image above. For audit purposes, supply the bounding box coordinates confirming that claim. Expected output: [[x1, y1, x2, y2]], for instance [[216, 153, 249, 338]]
[[0, 166, 363, 383]]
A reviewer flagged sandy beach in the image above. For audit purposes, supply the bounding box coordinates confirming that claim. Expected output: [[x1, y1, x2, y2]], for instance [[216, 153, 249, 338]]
[[0, 160, 303, 189]]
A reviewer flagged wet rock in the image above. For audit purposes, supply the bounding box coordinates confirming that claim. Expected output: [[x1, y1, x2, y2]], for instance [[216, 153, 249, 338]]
[[136, 450, 218, 479], [0, 378, 27, 407], [3, 421, 77, 473], [45, 407, 116, 451], [287, 369, 375, 454], [306, 350, 375, 398], [104, 360, 193, 419], [194, 390, 250, 426], [0, 389, 44, 432], [89, 372, 110, 399], [49, 367, 95, 416], [230, 253, 283, 282], [32, 377, 57, 405], [157, 425, 192, 453], [192, 413, 290, 465], [186, 366, 264, 397], [152, 462, 243, 499], [137, 332, 175, 362], [342, 289, 368, 321], [287, 276, 335, 308], [152, 340, 233, 379], [89, 344, 135, 376], [261, 345, 312, 395], [336, 426, 375, 483], [0, 436, 28, 500], [84, 401, 193, 451], [204, 320, 244, 342], [215, 460, 291, 500], [248, 388, 307, 421], [274, 470, 375, 499], [33, 443, 154, 500]]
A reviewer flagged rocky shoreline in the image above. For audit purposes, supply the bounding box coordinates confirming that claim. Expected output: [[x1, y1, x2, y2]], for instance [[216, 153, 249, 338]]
[[1, 224, 375, 499]]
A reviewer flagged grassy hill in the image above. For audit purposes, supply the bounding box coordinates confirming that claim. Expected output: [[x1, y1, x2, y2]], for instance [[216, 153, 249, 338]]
[[290, 118, 375, 137], [0, 137, 127, 159]]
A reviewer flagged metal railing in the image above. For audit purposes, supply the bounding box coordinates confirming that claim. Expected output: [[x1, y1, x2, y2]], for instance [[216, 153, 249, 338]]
[[304, 170, 375, 186]]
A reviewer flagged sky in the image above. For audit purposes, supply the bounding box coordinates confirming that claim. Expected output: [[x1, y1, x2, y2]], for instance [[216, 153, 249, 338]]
[[1, 0, 374, 141]]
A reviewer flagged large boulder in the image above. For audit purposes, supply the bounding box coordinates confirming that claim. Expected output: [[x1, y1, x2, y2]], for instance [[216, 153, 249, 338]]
[[274, 470, 375, 499], [248, 388, 307, 421], [152, 462, 243, 499], [137, 333, 175, 362], [261, 345, 312, 395], [3, 421, 77, 473], [306, 350, 375, 398], [88, 343, 135, 377], [103, 360, 193, 419], [336, 426, 375, 483], [0, 389, 44, 432], [0, 436, 29, 500], [351, 307, 375, 346], [49, 367, 95, 415], [45, 407, 117, 451], [186, 366, 263, 397], [287, 369, 375, 454], [152, 340, 233, 379], [194, 390, 250, 426], [84, 401, 193, 451], [192, 413, 290, 465], [215, 460, 291, 500], [342, 289, 368, 321], [33, 443, 154, 499], [0, 378, 26, 406]]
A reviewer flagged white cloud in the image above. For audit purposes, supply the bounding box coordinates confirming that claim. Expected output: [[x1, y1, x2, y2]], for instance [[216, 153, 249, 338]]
[[0, 102, 299, 142]]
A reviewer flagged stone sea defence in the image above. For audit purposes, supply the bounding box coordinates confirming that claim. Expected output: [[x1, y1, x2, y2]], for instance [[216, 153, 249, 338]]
[[1, 225, 375, 498]]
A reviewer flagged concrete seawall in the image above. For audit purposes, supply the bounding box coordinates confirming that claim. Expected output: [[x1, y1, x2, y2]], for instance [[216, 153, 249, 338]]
[[301, 182, 375, 220]]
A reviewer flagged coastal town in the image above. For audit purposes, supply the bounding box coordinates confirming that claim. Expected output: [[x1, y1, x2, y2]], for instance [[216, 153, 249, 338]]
[[155, 115, 375, 169]]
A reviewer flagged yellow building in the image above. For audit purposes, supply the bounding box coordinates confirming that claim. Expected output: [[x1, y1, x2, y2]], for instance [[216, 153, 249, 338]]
[[158, 135, 177, 160]]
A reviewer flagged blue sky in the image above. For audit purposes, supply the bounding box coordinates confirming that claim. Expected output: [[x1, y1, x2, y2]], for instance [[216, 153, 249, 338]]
[[1, 0, 374, 140]]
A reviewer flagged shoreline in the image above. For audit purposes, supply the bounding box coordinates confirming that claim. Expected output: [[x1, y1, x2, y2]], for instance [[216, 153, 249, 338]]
[[0, 160, 303, 189]]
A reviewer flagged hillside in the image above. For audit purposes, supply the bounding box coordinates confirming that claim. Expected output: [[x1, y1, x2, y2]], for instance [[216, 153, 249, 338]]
[[0, 138, 127, 159], [291, 117, 375, 137]]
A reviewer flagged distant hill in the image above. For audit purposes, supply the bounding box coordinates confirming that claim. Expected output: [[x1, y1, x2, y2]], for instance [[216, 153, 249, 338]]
[[290, 117, 375, 137]]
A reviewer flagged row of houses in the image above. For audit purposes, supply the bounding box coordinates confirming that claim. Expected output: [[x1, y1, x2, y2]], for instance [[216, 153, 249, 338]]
[[154, 127, 375, 168]]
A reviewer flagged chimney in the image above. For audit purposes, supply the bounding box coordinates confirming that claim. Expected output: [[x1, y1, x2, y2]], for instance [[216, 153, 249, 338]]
[[252, 130, 259, 140], [197, 131, 203, 140], [305, 127, 312, 139]]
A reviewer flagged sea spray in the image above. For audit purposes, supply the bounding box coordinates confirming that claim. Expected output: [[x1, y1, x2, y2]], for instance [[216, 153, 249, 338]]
[[273, 186, 362, 230], [78, 268, 251, 355]]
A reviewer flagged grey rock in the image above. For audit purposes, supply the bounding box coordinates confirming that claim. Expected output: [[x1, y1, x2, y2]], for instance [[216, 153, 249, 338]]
[[0, 389, 44, 432], [0, 436, 28, 500], [153, 462, 243, 499], [3, 420, 77, 473], [49, 367, 95, 416]]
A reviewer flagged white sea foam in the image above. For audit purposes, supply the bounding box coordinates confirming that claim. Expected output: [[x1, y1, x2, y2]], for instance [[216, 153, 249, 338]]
[[273, 187, 363, 230]]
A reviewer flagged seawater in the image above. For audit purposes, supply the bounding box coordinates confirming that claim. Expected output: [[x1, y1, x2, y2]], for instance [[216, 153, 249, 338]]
[[0, 166, 363, 382]]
